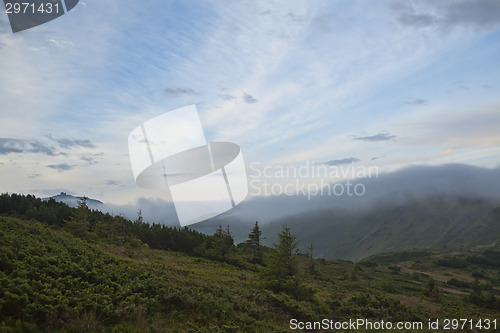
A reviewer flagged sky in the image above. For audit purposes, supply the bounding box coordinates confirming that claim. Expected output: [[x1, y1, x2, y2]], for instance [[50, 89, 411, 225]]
[[1, 0, 500, 212]]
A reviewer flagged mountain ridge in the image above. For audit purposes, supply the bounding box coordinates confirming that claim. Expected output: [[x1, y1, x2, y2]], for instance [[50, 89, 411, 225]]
[[42, 192, 104, 209]]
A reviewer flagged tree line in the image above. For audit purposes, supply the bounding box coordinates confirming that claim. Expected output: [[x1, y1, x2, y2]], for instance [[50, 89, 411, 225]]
[[0, 193, 311, 298]]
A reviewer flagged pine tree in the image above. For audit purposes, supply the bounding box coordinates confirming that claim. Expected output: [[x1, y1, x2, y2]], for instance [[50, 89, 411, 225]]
[[212, 225, 234, 256], [248, 221, 261, 248], [136, 209, 143, 223], [485, 283, 496, 309], [308, 243, 315, 275], [215, 225, 224, 237], [261, 225, 299, 292], [247, 221, 263, 265], [64, 197, 90, 238], [424, 276, 440, 301], [468, 278, 483, 305]]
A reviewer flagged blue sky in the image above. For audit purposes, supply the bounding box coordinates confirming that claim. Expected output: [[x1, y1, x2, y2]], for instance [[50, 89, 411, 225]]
[[1, 0, 500, 206]]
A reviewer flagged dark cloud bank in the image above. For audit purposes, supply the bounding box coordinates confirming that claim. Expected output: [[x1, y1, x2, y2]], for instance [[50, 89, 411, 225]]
[[391, 0, 500, 31], [102, 164, 500, 238]]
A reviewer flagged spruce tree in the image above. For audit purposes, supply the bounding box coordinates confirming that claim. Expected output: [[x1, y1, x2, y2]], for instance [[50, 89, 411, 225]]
[[248, 221, 261, 248], [247, 221, 263, 264], [468, 278, 483, 305], [307, 243, 315, 275], [212, 225, 234, 256], [65, 196, 90, 238], [261, 225, 299, 292]]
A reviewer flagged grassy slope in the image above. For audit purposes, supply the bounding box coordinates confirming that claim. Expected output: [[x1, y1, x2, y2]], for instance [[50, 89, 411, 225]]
[[1, 216, 499, 332]]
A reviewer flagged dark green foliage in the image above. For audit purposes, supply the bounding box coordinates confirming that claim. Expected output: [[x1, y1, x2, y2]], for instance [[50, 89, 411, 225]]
[[467, 252, 500, 267], [469, 278, 484, 305], [349, 263, 362, 281], [358, 261, 378, 268], [307, 243, 315, 275], [245, 221, 263, 265], [199, 225, 235, 259], [466, 279, 500, 309], [0, 193, 72, 227], [388, 265, 401, 274], [364, 249, 434, 265], [425, 277, 440, 301], [337, 292, 424, 322], [64, 197, 91, 238], [472, 270, 486, 278], [0, 216, 325, 331], [447, 278, 471, 289], [0, 217, 162, 329], [436, 257, 468, 268], [260, 225, 316, 301], [484, 284, 497, 309], [247, 221, 261, 249], [131, 220, 207, 253], [261, 225, 299, 293]]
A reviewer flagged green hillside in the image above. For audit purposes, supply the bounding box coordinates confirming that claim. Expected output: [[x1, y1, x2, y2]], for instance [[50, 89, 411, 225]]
[[1, 193, 500, 332], [262, 196, 500, 261]]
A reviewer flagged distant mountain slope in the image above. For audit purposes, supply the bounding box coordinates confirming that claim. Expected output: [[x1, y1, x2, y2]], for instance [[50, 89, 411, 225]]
[[214, 163, 500, 225], [261, 196, 500, 261], [42, 192, 103, 209]]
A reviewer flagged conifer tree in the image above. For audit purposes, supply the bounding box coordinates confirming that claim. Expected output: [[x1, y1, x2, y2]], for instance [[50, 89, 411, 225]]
[[65, 196, 90, 238], [247, 221, 263, 264], [468, 278, 483, 305], [212, 225, 234, 256], [261, 225, 299, 292], [308, 243, 315, 275]]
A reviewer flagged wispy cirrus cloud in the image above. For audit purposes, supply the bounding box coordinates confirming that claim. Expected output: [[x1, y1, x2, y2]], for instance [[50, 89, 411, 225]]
[[47, 135, 96, 149], [163, 87, 198, 98], [405, 99, 428, 105], [105, 179, 121, 186], [80, 155, 98, 165], [219, 93, 237, 101], [243, 93, 258, 104], [0, 138, 61, 156], [322, 157, 360, 166], [47, 163, 74, 172], [390, 0, 500, 31], [353, 133, 396, 142], [447, 80, 469, 93]]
